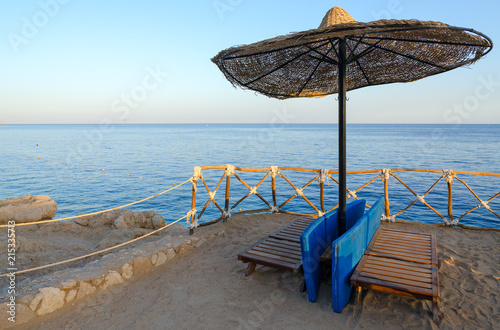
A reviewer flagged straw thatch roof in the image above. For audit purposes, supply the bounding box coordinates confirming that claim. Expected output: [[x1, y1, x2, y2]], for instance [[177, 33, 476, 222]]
[[212, 7, 492, 99]]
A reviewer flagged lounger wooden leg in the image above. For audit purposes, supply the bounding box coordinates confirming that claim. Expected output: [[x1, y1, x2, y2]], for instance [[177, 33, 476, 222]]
[[355, 286, 362, 305], [245, 262, 256, 276], [432, 297, 439, 324]]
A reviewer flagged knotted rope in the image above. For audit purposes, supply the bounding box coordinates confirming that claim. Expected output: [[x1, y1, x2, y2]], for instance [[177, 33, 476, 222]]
[[222, 209, 232, 219], [271, 166, 279, 178], [444, 169, 455, 184], [186, 208, 197, 228], [347, 190, 357, 199], [225, 164, 235, 177], [381, 214, 396, 222], [479, 200, 491, 211], [0, 214, 187, 277], [319, 169, 330, 185], [416, 195, 426, 204], [381, 169, 391, 181]]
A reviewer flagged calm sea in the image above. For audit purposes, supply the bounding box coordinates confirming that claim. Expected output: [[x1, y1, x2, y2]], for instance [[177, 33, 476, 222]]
[[0, 124, 499, 229]]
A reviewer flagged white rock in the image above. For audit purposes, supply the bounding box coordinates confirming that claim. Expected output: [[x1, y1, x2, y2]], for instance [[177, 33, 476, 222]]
[[165, 248, 176, 261], [155, 252, 167, 266], [151, 214, 166, 229], [121, 263, 133, 280], [75, 217, 89, 226], [101, 271, 123, 290], [28, 293, 43, 311], [113, 216, 128, 229], [61, 280, 77, 289], [35, 287, 65, 315], [151, 253, 158, 265], [0, 195, 57, 224], [76, 281, 96, 300], [66, 289, 77, 303], [84, 209, 166, 229], [90, 277, 104, 287]]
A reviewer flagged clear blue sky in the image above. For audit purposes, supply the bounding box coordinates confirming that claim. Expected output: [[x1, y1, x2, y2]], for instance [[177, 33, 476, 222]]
[[0, 0, 498, 124]]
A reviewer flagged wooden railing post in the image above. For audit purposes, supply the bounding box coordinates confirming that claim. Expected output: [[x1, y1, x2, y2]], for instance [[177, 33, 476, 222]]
[[319, 169, 327, 215], [223, 165, 234, 222], [189, 166, 201, 235], [224, 175, 230, 222], [271, 166, 278, 213], [382, 169, 391, 219], [320, 181, 325, 214], [445, 170, 454, 225], [447, 181, 453, 224]]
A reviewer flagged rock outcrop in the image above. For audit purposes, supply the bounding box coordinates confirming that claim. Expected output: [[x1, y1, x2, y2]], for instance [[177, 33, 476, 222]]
[[77, 209, 166, 230], [0, 195, 57, 224]]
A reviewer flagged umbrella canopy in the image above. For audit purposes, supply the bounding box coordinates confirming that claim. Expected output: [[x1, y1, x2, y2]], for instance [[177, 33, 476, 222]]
[[212, 6, 492, 232]]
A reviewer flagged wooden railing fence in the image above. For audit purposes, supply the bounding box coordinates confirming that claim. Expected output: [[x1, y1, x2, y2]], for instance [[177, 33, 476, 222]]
[[186, 165, 500, 233]]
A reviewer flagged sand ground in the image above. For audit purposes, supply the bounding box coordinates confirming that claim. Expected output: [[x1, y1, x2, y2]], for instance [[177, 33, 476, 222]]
[[12, 213, 500, 329]]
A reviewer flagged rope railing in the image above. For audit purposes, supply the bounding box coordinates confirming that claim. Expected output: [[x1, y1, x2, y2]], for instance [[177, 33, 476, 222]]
[[187, 165, 500, 232], [0, 178, 191, 228], [0, 177, 198, 277], [0, 215, 187, 277], [0, 178, 195, 276]]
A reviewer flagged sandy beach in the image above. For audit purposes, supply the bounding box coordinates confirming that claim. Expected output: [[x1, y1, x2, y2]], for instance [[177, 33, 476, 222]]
[[9, 213, 499, 330], [1, 0, 498, 329]]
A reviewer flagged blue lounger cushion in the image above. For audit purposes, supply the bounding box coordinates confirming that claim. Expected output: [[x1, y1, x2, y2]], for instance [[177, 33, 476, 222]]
[[300, 212, 331, 303], [301, 199, 366, 303], [331, 198, 384, 313], [345, 199, 367, 233], [365, 198, 384, 246]]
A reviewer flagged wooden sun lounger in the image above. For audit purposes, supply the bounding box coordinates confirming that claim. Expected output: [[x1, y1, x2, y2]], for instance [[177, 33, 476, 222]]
[[269, 216, 315, 243], [237, 216, 314, 276], [350, 228, 440, 323], [238, 237, 302, 276], [364, 228, 438, 266]]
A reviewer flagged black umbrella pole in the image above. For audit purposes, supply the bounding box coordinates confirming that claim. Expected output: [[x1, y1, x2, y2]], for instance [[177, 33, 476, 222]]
[[338, 38, 347, 234]]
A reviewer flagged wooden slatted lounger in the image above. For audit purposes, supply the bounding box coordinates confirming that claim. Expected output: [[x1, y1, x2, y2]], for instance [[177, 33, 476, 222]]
[[365, 228, 438, 266], [237, 216, 314, 276], [238, 237, 303, 276], [350, 228, 440, 323], [269, 216, 315, 243]]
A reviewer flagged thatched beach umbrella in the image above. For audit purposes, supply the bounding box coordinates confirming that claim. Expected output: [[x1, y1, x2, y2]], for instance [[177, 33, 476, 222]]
[[212, 6, 492, 233]]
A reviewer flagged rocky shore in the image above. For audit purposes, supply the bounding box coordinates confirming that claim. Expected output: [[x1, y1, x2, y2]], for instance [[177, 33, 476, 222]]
[[0, 195, 225, 327]]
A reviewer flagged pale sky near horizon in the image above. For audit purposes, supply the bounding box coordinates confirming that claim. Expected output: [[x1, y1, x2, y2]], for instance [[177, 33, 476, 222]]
[[0, 0, 499, 124]]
